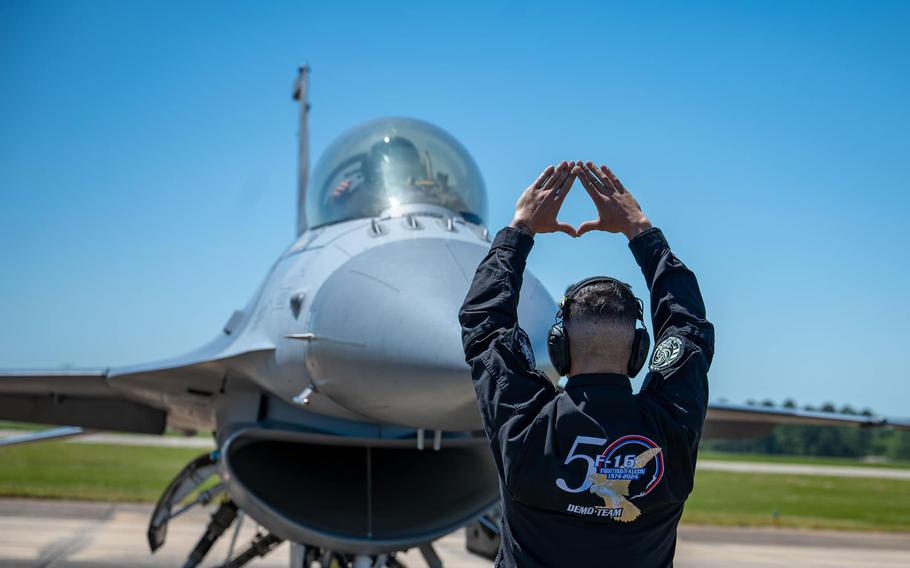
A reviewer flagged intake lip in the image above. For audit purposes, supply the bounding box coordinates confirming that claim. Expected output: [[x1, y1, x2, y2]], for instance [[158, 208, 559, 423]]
[[220, 427, 499, 553]]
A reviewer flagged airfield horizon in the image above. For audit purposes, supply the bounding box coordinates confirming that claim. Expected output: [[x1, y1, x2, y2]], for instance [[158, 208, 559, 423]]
[[0, 441, 907, 533]]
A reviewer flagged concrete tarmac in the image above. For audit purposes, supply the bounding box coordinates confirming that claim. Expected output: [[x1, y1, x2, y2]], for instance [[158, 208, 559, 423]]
[[697, 459, 910, 480], [0, 500, 908, 567]]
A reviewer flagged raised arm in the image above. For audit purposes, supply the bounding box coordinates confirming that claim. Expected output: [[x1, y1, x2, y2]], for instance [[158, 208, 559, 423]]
[[458, 162, 575, 478], [576, 162, 714, 442]]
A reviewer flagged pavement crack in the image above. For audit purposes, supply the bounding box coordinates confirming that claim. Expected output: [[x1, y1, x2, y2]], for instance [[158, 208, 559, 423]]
[[35, 503, 116, 567]]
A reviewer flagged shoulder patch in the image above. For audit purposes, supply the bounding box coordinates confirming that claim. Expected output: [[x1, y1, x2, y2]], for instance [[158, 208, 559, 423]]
[[650, 336, 684, 371], [512, 328, 536, 369]]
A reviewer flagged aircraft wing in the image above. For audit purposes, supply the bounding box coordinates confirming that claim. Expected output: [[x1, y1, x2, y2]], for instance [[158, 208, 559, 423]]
[[0, 335, 274, 434], [704, 402, 910, 439], [0, 369, 166, 434]]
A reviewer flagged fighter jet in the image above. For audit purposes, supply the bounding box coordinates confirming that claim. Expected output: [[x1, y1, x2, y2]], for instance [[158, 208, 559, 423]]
[[1, 66, 908, 568]]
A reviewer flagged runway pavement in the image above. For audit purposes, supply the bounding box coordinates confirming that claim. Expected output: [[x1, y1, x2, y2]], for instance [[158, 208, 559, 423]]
[[0, 499, 908, 567], [697, 459, 910, 480]]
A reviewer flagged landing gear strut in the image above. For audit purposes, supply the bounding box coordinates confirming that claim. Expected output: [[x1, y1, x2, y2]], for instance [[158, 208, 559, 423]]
[[182, 500, 238, 568], [222, 530, 284, 567]]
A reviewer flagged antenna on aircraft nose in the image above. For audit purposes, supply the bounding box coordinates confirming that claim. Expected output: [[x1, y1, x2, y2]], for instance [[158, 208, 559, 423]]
[[293, 63, 311, 235]]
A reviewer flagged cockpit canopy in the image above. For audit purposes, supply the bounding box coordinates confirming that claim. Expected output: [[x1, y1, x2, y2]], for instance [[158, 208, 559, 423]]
[[305, 118, 488, 229]]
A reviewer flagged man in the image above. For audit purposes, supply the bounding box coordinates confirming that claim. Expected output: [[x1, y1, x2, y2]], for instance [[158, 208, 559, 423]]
[[458, 160, 714, 567]]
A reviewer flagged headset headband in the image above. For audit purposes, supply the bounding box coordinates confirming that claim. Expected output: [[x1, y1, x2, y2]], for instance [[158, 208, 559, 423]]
[[558, 276, 646, 328]]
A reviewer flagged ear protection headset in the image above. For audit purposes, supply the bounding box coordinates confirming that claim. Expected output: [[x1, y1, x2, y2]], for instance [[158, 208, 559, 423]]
[[547, 276, 651, 378]]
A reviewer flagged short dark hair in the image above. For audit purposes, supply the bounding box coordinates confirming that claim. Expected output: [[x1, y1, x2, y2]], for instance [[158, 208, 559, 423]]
[[564, 280, 639, 327]]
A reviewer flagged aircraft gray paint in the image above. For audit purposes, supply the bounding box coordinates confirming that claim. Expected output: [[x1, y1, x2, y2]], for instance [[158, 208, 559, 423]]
[[1, 66, 908, 568]]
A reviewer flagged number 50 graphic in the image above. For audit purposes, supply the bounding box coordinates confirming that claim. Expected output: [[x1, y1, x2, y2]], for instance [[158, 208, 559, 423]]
[[555, 436, 607, 493]]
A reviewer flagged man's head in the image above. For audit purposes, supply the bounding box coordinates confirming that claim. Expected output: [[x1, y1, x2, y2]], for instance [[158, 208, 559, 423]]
[[561, 278, 640, 376]]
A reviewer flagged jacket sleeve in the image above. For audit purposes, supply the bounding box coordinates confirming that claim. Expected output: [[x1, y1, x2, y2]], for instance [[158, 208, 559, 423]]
[[458, 227, 556, 484], [630, 227, 715, 446]]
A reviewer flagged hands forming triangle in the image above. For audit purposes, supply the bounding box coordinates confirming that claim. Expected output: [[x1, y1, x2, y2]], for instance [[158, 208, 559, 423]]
[[510, 161, 653, 240]]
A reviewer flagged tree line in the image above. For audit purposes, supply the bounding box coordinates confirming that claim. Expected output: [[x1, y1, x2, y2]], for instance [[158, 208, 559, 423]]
[[699, 399, 910, 460]]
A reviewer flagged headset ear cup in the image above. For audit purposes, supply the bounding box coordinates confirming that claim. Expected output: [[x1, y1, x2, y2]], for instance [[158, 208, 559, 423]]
[[547, 324, 571, 377], [627, 328, 651, 377]]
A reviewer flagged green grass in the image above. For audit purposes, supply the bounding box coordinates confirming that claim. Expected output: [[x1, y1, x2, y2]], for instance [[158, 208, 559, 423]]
[[684, 470, 910, 531], [0, 442, 908, 532], [0, 421, 212, 437], [0, 421, 42, 432], [0, 441, 206, 502], [699, 451, 910, 469]]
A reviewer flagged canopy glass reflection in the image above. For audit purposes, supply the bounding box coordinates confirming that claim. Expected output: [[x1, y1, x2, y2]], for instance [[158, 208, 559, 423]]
[[307, 118, 488, 228]]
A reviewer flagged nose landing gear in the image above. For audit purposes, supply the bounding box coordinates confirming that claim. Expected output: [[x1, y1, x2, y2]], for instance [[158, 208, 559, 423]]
[[289, 542, 440, 568]]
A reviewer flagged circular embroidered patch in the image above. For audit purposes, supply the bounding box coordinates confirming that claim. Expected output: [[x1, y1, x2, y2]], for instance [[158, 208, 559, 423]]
[[650, 336, 683, 371], [513, 328, 536, 369]]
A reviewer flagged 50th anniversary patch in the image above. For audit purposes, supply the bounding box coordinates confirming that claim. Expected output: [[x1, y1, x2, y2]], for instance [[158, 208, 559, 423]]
[[558, 434, 664, 523]]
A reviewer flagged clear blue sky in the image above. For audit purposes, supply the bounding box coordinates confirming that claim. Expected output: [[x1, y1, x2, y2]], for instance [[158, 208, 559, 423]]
[[2, 1, 908, 416]]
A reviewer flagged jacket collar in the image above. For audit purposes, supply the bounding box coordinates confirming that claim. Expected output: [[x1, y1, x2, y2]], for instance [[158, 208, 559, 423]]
[[565, 373, 632, 391]]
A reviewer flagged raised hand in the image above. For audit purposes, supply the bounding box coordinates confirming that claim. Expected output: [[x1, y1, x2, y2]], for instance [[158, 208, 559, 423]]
[[510, 161, 578, 237], [574, 161, 652, 239]]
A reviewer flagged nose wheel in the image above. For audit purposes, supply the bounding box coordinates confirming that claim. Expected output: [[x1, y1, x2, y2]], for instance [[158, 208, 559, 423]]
[[290, 542, 442, 568], [290, 545, 410, 568]]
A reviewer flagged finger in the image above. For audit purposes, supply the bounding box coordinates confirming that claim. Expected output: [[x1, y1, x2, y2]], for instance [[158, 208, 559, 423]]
[[553, 163, 577, 194], [541, 162, 568, 189], [544, 162, 571, 190], [586, 161, 614, 193], [547, 176, 576, 219], [569, 165, 590, 195], [576, 169, 598, 199], [585, 161, 613, 186], [600, 165, 627, 194], [554, 170, 576, 199], [583, 162, 609, 192], [598, 165, 622, 193], [576, 166, 604, 197], [533, 165, 555, 189], [556, 222, 577, 237], [576, 220, 601, 236]]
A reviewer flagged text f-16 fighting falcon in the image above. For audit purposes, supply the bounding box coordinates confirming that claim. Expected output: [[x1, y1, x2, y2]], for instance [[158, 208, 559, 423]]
[[2, 66, 908, 568]]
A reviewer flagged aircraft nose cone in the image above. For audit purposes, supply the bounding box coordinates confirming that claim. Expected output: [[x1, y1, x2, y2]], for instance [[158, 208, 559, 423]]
[[305, 236, 554, 431], [305, 238, 482, 431]]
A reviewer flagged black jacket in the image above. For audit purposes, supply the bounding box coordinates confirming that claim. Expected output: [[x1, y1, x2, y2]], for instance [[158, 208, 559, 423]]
[[459, 226, 714, 568]]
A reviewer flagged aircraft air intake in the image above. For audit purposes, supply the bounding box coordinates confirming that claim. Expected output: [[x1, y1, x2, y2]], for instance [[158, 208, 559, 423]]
[[221, 428, 499, 553]]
